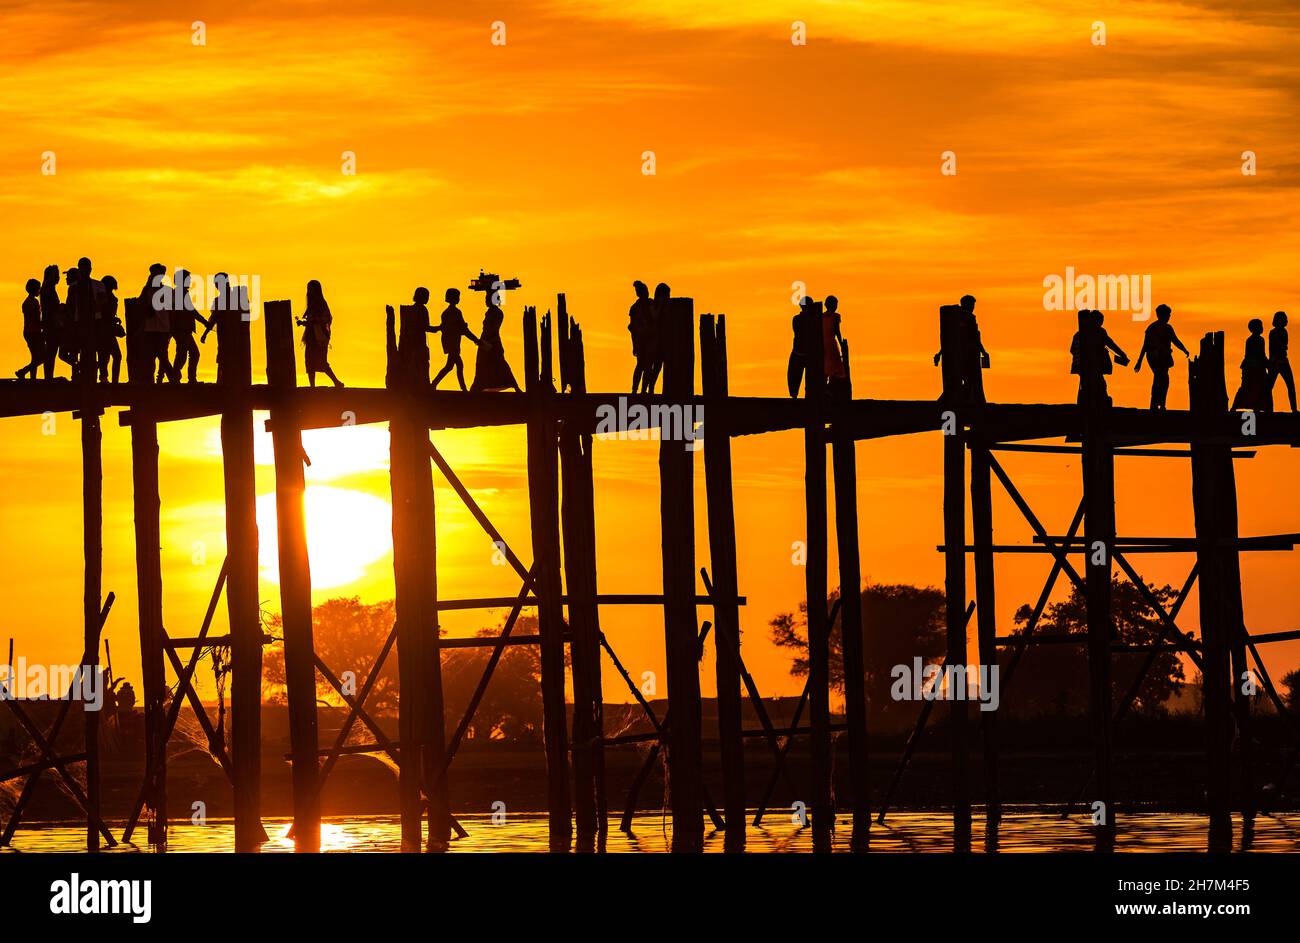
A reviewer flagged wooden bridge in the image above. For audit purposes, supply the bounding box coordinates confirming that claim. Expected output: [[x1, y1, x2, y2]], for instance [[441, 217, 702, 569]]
[[2, 286, 1297, 853]]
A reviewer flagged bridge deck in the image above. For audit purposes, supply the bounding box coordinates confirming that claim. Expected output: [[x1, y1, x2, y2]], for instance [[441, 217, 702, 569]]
[[2, 380, 1297, 447]]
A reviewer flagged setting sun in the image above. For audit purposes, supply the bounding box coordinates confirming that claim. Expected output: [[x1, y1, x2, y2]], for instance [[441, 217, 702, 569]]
[[255, 485, 392, 590]]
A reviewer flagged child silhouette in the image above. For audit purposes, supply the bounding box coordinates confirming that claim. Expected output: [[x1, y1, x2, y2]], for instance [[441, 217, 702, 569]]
[[431, 287, 478, 390]]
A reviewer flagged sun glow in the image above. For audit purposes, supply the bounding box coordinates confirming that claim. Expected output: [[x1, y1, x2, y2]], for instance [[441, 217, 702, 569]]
[[255, 485, 392, 590]]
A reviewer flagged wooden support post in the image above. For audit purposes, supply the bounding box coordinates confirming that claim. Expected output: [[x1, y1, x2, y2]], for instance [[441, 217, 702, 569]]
[[1224, 515, 1254, 840], [1081, 393, 1116, 850], [129, 428, 166, 844], [264, 300, 321, 852], [389, 304, 420, 850], [76, 273, 103, 853], [1189, 332, 1234, 852], [524, 305, 572, 852], [938, 304, 971, 852], [831, 338, 870, 851], [1202, 335, 1254, 837], [557, 297, 605, 852], [219, 287, 264, 852], [969, 439, 1001, 838], [389, 304, 451, 852], [659, 296, 703, 852], [390, 427, 428, 854], [802, 300, 833, 853], [125, 297, 167, 848], [699, 314, 746, 852]]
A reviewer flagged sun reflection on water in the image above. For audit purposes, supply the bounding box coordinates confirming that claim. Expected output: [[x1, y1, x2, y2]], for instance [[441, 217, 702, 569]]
[[4, 811, 1298, 853]]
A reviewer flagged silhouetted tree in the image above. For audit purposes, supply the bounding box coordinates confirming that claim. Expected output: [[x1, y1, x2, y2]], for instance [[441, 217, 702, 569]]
[[264, 596, 398, 713], [442, 616, 543, 742], [1005, 574, 1185, 716], [264, 597, 544, 740], [771, 582, 946, 733], [1280, 669, 1300, 709]]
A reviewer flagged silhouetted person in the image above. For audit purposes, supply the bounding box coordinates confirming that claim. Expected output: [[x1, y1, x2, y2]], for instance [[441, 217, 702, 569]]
[[431, 287, 478, 390], [960, 295, 989, 404], [38, 264, 61, 380], [168, 269, 201, 383], [934, 294, 988, 404], [199, 272, 225, 380], [141, 264, 175, 384], [74, 256, 103, 381], [823, 295, 847, 394], [16, 278, 42, 380], [1069, 310, 1088, 390], [628, 280, 656, 393], [1072, 309, 1128, 406], [139, 263, 166, 313], [60, 267, 82, 374], [201, 273, 248, 384], [387, 287, 433, 385], [646, 282, 671, 393], [1268, 311, 1295, 412], [788, 295, 820, 398], [1134, 303, 1188, 410], [299, 279, 343, 388], [470, 301, 521, 392], [1098, 310, 1128, 370], [1233, 318, 1270, 411], [95, 275, 123, 384]]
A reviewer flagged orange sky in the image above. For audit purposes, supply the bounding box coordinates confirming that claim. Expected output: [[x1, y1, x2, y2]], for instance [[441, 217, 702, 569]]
[[1, 0, 1298, 705]]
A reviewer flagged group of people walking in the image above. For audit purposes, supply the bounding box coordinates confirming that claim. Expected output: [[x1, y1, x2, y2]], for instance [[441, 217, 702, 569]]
[[921, 295, 1293, 413], [787, 294, 849, 399], [15, 268, 1296, 413], [13, 261, 343, 387], [16, 258, 125, 383], [627, 280, 671, 393], [1231, 311, 1295, 413], [387, 281, 521, 392], [1070, 303, 1294, 412]]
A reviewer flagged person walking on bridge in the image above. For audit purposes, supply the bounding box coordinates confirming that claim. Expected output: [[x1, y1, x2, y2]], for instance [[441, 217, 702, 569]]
[[299, 279, 344, 388], [1134, 303, 1188, 410]]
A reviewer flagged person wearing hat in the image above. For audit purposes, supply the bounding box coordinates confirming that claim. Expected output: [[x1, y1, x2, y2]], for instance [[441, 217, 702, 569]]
[[60, 267, 83, 372], [95, 274, 123, 383]]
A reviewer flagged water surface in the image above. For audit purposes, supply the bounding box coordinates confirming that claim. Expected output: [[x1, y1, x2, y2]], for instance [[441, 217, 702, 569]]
[[5, 810, 1296, 852]]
